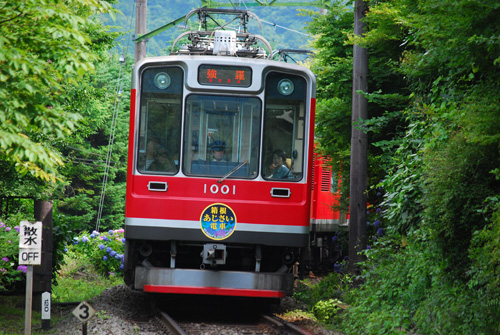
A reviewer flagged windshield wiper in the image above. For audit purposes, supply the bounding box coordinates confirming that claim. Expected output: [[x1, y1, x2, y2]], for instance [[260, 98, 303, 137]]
[[217, 160, 248, 183]]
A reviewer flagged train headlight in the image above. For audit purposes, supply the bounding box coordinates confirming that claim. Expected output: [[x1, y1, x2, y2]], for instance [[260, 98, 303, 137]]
[[277, 79, 294, 96], [154, 72, 171, 89]]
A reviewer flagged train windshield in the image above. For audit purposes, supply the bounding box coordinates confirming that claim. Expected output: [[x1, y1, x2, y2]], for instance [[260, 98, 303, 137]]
[[183, 95, 261, 178]]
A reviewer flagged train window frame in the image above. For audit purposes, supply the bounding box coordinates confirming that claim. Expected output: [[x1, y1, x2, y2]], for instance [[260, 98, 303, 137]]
[[136, 66, 184, 175], [182, 93, 262, 179], [262, 71, 308, 182]]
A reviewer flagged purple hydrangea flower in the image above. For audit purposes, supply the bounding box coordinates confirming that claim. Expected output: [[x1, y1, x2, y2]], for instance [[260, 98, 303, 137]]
[[332, 236, 338, 243], [106, 247, 112, 253], [2, 257, 9, 262], [102, 236, 109, 242], [103, 256, 108, 261], [17, 265, 27, 273], [110, 251, 116, 257], [99, 244, 105, 250], [366, 245, 372, 250], [0, 222, 5, 228], [108, 230, 114, 235], [377, 228, 384, 237], [14, 226, 20, 233], [64, 246, 68, 252], [5, 227, 11, 232], [90, 233, 96, 238], [121, 238, 126, 243], [374, 220, 381, 228], [82, 236, 89, 243]]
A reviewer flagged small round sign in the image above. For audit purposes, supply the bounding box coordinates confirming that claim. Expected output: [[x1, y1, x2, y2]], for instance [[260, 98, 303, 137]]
[[200, 203, 237, 240]]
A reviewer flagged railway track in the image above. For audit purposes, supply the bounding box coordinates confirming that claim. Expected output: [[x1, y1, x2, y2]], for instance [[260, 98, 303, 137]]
[[155, 310, 312, 335]]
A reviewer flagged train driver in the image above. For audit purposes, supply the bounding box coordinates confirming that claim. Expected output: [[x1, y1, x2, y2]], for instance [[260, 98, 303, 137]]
[[210, 140, 227, 162]]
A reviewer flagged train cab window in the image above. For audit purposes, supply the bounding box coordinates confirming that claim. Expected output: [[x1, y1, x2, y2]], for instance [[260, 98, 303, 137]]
[[183, 94, 261, 178], [137, 67, 183, 174], [263, 72, 307, 181]]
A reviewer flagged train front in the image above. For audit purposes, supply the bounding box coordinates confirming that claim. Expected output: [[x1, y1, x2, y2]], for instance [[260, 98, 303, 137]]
[[124, 49, 316, 298]]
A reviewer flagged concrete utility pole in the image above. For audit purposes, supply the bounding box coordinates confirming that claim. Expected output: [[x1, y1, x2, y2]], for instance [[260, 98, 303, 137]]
[[135, 0, 147, 63], [348, 0, 368, 273]]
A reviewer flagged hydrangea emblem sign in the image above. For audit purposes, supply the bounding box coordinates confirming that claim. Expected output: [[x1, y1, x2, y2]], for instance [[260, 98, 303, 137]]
[[200, 203, 237, 240]]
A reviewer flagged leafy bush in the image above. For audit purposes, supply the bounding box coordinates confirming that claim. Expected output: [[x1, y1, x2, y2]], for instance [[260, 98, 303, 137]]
[[66, 229, 125, 277], [294, 272, 352, 325], [52, 250, 124, 303], [0, 222, 27, 292], [312, 298, 344, 323]]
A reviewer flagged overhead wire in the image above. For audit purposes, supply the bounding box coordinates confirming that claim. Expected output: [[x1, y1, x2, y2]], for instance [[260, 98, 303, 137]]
[[95, 0, 136, 232], [237, 0, 311, 37]]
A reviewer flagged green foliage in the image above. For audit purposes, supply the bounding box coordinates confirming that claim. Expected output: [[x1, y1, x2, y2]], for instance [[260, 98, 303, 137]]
[[318, 0, 500, 333], [305, 4, 354, 195], [0, 0, 118, 182], [306, 0, 410, 210], [0, 222, 23, 292], [67, 229, 125, 277], [294, 272, 351, 305], [424, 132, 500, 278], [294, 272, 352, 324], [312, 298, 344, 323], [52, 251, 123, 303], [340, 233, 430, 334], [377, 118, 425, 234]]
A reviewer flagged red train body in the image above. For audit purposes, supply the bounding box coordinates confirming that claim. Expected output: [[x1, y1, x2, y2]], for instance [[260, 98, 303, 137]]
[[123, 10, 347, 298], [123, 52, 317, 298]]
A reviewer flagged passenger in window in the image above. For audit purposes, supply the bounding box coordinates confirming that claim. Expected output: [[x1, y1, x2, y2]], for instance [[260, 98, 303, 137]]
[[270, 149, 291, 179], [210, 140, 227, 162], [149, 145, 176, 172]]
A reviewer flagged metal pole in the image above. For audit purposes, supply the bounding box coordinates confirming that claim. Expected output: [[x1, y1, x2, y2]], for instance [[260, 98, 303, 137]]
[[24, 265, 33, 335], [348, 0, 368, 273], [134, 0, 147, 63]]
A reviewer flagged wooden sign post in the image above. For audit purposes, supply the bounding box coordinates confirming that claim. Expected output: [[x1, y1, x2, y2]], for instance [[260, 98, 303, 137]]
[[18, 221, 43, 335]]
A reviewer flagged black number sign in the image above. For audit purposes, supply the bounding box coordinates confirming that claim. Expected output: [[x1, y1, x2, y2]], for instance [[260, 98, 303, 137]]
[[72, 301, 95, 323], [78, 304, 90, 320]]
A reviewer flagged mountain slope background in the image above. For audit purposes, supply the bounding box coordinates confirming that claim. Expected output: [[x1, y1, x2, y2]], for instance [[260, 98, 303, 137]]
[[102, 0, 323, 57]]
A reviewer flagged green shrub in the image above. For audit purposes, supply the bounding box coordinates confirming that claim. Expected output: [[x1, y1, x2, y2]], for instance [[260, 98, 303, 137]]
[[294, 271, 351, 307], [0, 221, 25, 292], [67, 229, 125, 277], [312, 298, 344, 323]]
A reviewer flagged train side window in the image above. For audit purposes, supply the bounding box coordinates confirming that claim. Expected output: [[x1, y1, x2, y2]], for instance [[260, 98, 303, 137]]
[[137, 67, 183, 174], [263, 72, 307, 181], [183, 94, 261, 178]]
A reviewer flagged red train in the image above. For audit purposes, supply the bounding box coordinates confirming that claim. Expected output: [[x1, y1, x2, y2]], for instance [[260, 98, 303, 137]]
[[310, 154, 348, 271], [123, 9, 345, 299]]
